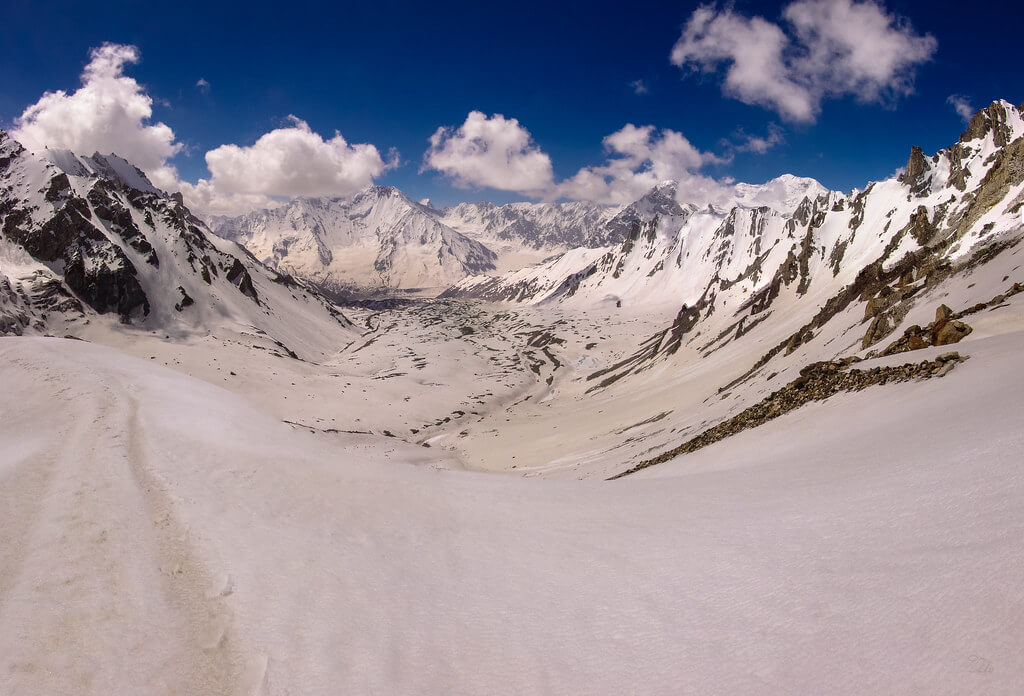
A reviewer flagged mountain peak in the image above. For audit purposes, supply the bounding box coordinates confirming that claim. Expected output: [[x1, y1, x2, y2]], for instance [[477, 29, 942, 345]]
[[731, 174, 828, 213], [959, 100, 1023, 147], [40, 147, 161, 195]]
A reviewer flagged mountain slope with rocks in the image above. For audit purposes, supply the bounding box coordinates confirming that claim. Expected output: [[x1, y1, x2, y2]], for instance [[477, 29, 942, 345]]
[[0, 131, 356, 358], [444, 102, 1024, 332], [438, 100, 1024, 482]]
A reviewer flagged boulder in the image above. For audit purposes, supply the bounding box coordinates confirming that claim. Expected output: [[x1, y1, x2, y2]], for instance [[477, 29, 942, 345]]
[[934, 320, 972, 346]]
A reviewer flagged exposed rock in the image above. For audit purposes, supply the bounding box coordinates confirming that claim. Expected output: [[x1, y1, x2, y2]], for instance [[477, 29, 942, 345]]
[[610, 353, 969, 479], [906, 206, 937, 246], [960, 101, 1013, 147], [864, 285, 898, 319], [862, 314, 892, 349], [174, 286, 195, 312], [225, 258, 260, 304], [899, 146, 931, 195], [933, 319, 972, 346], [954, 136, 1024, 241], [3, 189, 150, 320], [88, 182, 159, 266], [784, 327, 813, 356], [880, 303, 974, 356]]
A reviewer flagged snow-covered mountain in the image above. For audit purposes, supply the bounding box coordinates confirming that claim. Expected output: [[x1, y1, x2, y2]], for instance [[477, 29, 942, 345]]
[[444, 99, 1024, 391], [445, 101, 1023, 316], [730, 173, 829, 211], [210, 174, 828, 295], [210, 187, 498, 296], [436, 199, 617, 251], [0, 131, 356, 357]]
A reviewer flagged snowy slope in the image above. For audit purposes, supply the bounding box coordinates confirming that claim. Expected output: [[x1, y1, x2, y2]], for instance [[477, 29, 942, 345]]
[[210, 187, 498, 295], [1, 324, 1023, 694], [0, 131, 357, 358]]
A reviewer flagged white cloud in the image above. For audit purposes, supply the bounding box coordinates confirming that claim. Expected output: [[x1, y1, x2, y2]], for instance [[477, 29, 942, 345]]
[[196, 78, 211, 93], [178, 117, 394, 215], [671, 0, 936, 122], [947, 94, 974, 123], [175, 179, 280, 218], [631, 80, 649, 95], [423, 111, 554, 195], [202, 116, 390, 198], [11, 44, 393, 217], [733, 124, 785, 154], [424, 112, 736, 207], [557, 124, 727, 205], [12, 43, 182, 190]]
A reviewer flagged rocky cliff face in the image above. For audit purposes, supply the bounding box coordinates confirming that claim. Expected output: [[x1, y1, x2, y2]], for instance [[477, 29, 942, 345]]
[[1, 133, 149, 322]]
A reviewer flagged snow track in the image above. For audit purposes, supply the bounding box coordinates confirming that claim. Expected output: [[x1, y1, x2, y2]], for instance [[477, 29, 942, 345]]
[[0, 344, 249, 695]]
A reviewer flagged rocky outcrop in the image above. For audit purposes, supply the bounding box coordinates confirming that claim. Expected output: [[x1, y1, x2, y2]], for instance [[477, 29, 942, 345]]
[[609, 352, 968, 479], [879, 304, 972, 356], [960, 101, 1014, 147], [2, 189, 149, 320], [225, 258, 260, 303], [898, 146, 931, 196], [88, 181, 158, 266], [875, 280, 1024, 357], [0, 276, 30, 335]]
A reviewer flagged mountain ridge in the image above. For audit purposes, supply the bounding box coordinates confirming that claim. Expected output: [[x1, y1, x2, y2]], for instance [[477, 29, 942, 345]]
[[0, 129, 357, 359]]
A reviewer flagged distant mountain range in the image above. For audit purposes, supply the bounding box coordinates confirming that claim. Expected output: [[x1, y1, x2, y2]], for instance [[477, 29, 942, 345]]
[[3, 99, 1023, 370], [206, 166, 826, 296]]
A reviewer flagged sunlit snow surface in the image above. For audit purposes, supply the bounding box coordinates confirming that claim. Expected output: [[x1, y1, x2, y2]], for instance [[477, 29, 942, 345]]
[[1, 304, 1023, 694]]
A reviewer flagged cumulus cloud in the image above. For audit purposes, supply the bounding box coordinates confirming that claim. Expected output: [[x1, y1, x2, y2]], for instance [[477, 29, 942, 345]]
[[12, 42, 182, 189], [423, 111, 555, 195], [557, 124, 728, 205], [671, 0, 937, 122], [10, 44, 394, 217], [631, 80, 649, 95], [175, 179, 280, 218], [178, 116, 394, 216], [424, 112, 738, 206], [947, 94, 974, 123], [206, 117, 389, 197]]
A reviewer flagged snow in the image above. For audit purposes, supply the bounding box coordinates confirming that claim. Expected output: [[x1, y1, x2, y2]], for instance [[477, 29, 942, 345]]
[[2, 315, 1023, 694], [210, 187, 498, 293]]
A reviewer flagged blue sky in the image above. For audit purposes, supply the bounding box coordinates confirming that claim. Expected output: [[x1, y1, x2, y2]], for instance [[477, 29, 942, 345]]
[[1, 0, 1021, 212]]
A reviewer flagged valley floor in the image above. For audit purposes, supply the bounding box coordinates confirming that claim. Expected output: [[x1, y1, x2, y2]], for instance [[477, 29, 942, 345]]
[[2, 290, 1024, 693]]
